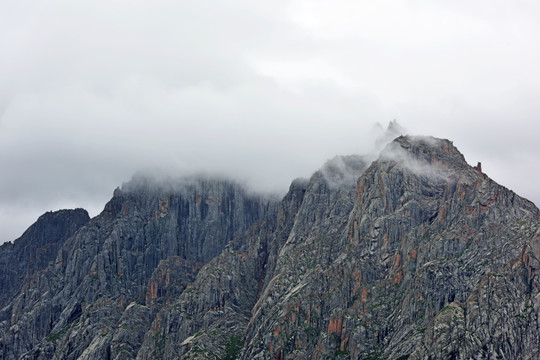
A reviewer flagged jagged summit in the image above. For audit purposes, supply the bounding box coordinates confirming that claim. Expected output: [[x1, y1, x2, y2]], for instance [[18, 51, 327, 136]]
[[383, 135, 465, 163], [379, 136, 470, 177], [373, 119, 408, 151], [0, 208, 90, 309], [1, 134, 540, 360]]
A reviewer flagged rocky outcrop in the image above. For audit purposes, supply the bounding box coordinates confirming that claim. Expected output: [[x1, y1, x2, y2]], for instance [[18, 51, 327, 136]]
[[237, 136, 539, 359], [136, 177, 309, 359], [0, 209, 90, 309], [1, 135, 539, 359], [0, 177, 274, 360]]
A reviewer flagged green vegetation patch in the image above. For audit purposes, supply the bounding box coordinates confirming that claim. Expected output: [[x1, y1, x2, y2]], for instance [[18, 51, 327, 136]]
[[221, 335, 244, 360], [46, 324, 70, 343], [335, 349, 350, 356]]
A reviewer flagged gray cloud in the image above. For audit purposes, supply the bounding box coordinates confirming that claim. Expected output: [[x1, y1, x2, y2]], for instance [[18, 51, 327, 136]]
[[319, 121, 409, 188], [1, 0, 539, 242], [320, 154, 369, 189]]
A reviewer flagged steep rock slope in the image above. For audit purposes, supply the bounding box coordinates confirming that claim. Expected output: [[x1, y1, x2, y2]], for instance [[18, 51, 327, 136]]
[[240, 136, 539, 359], [0, 177, 274, 360], [143, 136, 539, 359], [0, 209, 90, 309], [1, 135, 540, 360], [135, 154, 371, 359]]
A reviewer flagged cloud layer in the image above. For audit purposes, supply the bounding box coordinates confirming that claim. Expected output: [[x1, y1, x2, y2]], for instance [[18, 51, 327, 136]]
[[1, 0, 539, 242]]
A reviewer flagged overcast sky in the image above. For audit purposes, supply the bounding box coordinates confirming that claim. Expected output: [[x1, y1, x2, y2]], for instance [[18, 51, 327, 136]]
[[1, 0, 539, 243]]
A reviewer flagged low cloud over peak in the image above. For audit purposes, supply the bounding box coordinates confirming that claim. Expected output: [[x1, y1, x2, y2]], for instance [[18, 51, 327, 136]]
[[1, 1, 539, 243]]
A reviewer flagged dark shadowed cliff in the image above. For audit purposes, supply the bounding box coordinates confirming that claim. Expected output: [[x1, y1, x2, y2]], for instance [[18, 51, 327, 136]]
[[0, 209, 90, 309], [1, 136, 539, 359]]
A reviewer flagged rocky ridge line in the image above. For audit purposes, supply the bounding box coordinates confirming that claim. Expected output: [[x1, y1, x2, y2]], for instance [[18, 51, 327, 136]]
[[1, 135, 539, 359]]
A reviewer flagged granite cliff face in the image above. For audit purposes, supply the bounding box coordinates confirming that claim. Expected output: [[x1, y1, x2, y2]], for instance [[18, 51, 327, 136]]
[[1, 136, 539, 359], [0, 177, 274, 359], [0, 209, 90, 309]]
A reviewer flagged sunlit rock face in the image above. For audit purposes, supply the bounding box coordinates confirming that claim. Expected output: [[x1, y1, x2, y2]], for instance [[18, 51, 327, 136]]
[[1, 136, 539, 360]]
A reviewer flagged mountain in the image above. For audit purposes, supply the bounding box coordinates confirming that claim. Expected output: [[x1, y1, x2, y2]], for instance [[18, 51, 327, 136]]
[[0, 209, 90, 309], [1, 135, 539, 359]]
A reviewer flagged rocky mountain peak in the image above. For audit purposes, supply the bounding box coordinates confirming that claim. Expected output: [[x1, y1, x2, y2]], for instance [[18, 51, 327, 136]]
[[1, 135, 540, 360], [19, 208, 90, 245], [0, 208, 90, 310], [380, 135, 468, 172]]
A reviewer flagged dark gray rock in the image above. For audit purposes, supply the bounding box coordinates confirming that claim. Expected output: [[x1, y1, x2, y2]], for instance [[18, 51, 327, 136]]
[[239, 136, 539, 359], [135, 176, 308, 359], [0, 177, 274, 360], [0, 209, 90, 310], [2, 135, 540, 360]]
